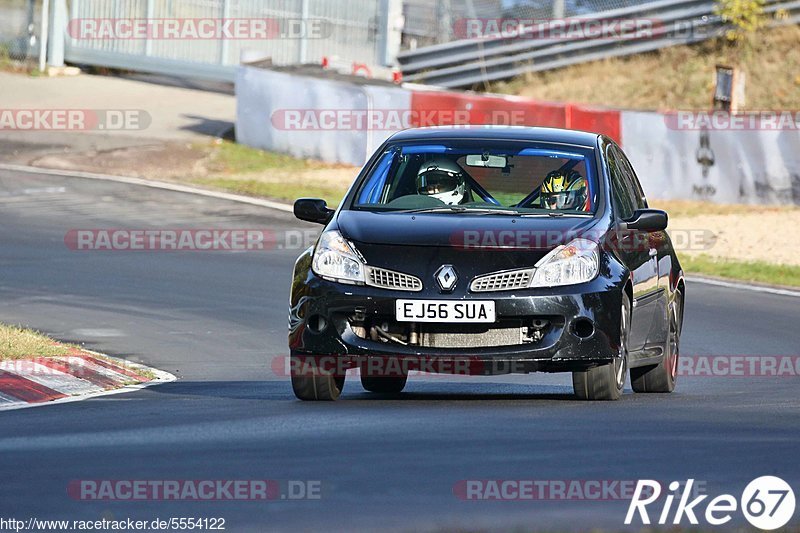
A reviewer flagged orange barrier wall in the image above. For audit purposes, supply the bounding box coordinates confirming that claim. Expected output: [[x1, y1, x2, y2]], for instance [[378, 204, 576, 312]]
[[410, 90, 621, 145]]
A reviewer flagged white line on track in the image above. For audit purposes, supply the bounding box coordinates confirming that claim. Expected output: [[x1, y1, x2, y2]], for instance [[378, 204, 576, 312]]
[[0, 163, 293, 213], [688, 276, 800, 298], [71, 328, 126, 338]]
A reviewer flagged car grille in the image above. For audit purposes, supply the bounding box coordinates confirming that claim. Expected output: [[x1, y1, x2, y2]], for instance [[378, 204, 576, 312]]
[[419, 322, 526, 348], [365, 266, 423, 292], [470, 268, 534, 292]]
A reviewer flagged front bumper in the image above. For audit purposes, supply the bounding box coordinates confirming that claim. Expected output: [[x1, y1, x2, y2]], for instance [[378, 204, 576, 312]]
[[289, 270, 625, 375]]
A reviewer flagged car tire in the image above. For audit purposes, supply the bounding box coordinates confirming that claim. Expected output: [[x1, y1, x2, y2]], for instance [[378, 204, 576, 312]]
[[572, 295, 630, 401], [360, 374, 407, 394], [631, 289, 682, 393], [290, 355, 345, 401]]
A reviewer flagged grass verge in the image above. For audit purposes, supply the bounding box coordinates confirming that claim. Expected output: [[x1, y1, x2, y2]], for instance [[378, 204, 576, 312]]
[[202, 139, 350, 175], [651, 200, 796, 217], [682, 254, 800, 288], [190, 140, 352, 205], [203, 140, 315, 174], [0, 324, 158, 381], [0, 324, 78, 361], [193, 177, 348, 206]]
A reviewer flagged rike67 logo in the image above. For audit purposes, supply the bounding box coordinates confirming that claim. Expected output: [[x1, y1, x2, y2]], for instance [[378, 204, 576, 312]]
[[626, 477, 796, 530]]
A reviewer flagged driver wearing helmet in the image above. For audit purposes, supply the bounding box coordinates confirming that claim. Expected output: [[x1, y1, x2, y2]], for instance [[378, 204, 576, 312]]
[[539, 170, 589, 211], [416, 159, 467, 206]]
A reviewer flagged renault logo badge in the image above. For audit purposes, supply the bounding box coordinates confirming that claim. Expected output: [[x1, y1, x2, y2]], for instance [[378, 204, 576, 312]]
[[435, 265, 458, 292]]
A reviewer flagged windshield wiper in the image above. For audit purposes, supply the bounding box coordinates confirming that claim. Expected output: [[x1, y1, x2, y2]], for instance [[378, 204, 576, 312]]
[[401, 206, 522, 216], [467, 208, 522, 216], [399, 206, 468, 214], [518, 211, 593, 218]]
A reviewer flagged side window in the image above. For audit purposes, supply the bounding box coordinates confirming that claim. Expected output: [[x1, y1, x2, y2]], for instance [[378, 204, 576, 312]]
[[615, 146, 647, 209], [605, 144, 635, 220]]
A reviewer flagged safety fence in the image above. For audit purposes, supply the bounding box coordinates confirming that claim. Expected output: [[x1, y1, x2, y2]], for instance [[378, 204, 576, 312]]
[[0, 0, 41, 62], [35, 0, 402, 82]]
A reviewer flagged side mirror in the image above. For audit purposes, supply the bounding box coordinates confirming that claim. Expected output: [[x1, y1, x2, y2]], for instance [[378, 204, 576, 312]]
[[294, 198, 334, 225], [623, 209, 668, 232]]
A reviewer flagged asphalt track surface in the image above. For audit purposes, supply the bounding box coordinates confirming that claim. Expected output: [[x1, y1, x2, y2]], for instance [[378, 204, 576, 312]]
[[0, 169, 799, 532]]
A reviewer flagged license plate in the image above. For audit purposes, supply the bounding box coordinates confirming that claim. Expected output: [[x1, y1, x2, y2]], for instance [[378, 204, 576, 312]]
[[395, 300, 496, 323]]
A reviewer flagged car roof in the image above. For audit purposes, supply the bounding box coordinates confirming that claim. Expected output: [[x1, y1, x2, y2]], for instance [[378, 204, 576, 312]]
[[388, 126, 600, 147]]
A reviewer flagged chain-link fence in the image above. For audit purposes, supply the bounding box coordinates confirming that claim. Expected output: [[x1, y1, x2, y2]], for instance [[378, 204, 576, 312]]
[[67, 0, 386, 68], [57, 0, 400, 81], [0, 0, 41, 64], [402, 0, 666, 47]]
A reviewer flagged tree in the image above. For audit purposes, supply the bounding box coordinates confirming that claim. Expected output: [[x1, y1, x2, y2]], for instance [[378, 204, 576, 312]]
[[714, 0, 766, 41]]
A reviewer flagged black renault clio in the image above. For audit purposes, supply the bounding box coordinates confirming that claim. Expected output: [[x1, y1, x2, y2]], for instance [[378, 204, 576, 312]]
[[289, 126, 684, 401]]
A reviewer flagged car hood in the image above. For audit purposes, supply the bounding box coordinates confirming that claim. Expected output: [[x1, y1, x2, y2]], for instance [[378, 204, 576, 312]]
[[337, 210, 604, 250]]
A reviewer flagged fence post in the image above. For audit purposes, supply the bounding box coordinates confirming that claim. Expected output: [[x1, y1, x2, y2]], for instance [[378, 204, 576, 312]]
[[377, 0, 402, 66], [219, 0, 230, 64], [47, 0, 67, 67], [437, 0, 452, 44], [145, 0, 154, 56], [552, 0, 566, 18], [298, 0, 310, 63], [38, 0, 49, 71]]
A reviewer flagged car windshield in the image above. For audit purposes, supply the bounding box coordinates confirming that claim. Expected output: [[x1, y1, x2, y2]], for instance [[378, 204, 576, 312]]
[[352, 140, 598, 215]]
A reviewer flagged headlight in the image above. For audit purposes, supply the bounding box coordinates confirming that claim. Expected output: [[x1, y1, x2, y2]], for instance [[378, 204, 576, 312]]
[[530, 238, 599, 287], [312, 230, 365, 284]]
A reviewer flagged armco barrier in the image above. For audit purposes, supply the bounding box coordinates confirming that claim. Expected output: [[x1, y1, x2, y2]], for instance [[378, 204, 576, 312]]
[[236, 65, 622, 166], [236, 66, 410, 167], [620, 111, 800, 205], [408, 90, 567, 129], [570, 105, 621, 144], [406, 90, 622, 141]]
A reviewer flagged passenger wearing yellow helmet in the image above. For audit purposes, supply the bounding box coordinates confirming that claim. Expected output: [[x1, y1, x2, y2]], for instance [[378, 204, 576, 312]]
[[539, 169, 589, 211]]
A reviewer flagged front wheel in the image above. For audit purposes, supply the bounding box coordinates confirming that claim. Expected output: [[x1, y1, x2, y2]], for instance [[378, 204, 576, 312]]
[[631, 290, 682, 393], [572, 296, 630, 401], [290, 355, 345, 401]]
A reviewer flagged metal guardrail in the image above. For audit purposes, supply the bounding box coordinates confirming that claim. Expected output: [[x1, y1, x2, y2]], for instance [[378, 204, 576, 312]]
[[397, 0, 800, 88], [401, 0, 666, 47]]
